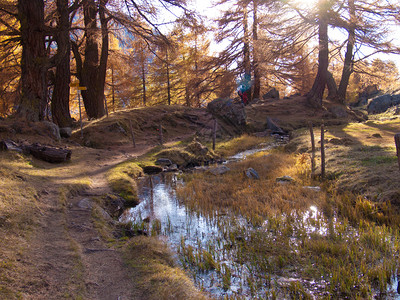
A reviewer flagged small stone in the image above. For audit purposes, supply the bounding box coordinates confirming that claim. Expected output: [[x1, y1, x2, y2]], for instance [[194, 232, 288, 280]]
[[303, 186, 321, 192], [155, 158, 173, 166], [245, 168, 260, 180], [209, 165, 230, 175], [166, 164, 178, 172], [276, 175, 294, 183], [372, 133, 382, 138], [77, 198, 93, 209]]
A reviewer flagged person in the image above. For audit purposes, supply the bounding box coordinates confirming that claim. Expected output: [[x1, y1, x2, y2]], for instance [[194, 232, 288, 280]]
[[237, 73, 252, 106]]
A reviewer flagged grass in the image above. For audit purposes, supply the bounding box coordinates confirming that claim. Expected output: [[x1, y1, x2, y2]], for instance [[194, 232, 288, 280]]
[[0, 152, 41, 299], [214, 134, 272, 157], [284, 121, 400, 202], [123, 236, 207, 300], [173, 147, 400, 298], [107, 160, 143, 205]]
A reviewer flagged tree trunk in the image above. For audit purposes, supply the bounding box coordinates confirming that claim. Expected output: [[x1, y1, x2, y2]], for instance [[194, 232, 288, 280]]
[[337, 0, 355, 103], [17, 0, 47, 121], [79, 0, 106, 119], [166, 48, 171, 105], [141, 60, 146, 106], [97, 0, 109, 112], [243, 2, 251, 76], [51, 0, 72, 127], [307, 0, 329, 108], [327, 71, 338, 99], [252, 0, 260, 100]]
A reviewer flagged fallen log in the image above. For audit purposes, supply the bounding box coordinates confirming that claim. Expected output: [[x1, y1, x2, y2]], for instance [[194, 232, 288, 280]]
[[24, 143, 71, 163], [1, 139, 71, 163]]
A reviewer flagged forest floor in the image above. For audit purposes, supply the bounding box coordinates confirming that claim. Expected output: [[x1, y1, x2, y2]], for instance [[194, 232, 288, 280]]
[[0, 95, 399, 299]]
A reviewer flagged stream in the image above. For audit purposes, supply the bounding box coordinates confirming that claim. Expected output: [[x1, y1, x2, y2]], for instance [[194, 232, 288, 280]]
[[120, 146, 400, 299]]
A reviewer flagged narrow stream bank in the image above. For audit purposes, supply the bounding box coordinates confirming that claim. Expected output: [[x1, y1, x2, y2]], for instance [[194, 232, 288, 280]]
[[120, 146, 400, 299]]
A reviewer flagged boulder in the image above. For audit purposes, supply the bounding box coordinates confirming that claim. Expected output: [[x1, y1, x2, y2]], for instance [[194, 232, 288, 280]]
[[352, 85, 380, 107], [41, 121, 61, 140], [245, 168, 260, 180], [207, 98, 246, 129], [262, 88, 280, 100], [60, 127, 72, 138], [367, 94, 400, 114]]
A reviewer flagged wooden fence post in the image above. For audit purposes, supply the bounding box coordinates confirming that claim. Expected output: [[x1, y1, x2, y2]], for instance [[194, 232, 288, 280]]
[[395, 133, 400, 171], [159, 124, 163, 145], [213, 118, 217, 151], [309, 122, 316, 178], [129, 119, 136, 148], [321, 124, 325, 179]]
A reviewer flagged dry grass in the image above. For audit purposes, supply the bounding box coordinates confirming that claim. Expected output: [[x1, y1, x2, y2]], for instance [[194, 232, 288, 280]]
[[175, 145, 400, 298], [214, 134, 272, 157], [107, 161, 143, 206], [0, 152, 41, 298], [285, 120, 400, 203], [123, 236, 208, 300], [177, 152, 321, 222]]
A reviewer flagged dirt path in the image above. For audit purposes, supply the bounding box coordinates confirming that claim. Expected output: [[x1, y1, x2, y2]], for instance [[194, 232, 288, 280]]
[[22, 143, 151, 299]]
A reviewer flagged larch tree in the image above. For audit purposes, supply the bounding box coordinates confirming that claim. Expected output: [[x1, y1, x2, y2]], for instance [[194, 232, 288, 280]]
[[50, 0, 78, 127], [333, 0, 400, 103], [72, 0, 109, 119], [306, 0, 331, 107], [17, 0, 47, 121], [0, 1, 20, 117]]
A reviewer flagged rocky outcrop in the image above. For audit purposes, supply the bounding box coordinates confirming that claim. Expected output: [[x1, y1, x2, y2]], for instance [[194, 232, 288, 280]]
[[207, 98, 246, 131], [352, 85, 380, 107], [367, 94, 400, 114]]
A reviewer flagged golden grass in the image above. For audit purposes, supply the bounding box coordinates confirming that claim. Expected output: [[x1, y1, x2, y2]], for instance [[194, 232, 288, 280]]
[[177, 152, 321, 221], [214, 134, 272, 157], [107, 161, 143, 206], [174, 145, 400, 298], [123, 236, 208, 300], [284, 121, 400, 202]]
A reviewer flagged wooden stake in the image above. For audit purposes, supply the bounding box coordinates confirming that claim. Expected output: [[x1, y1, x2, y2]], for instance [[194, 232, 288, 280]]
[[321, 124, 325, 179], [104, 96, 109, 117], [213, 118, 217, 151], [395, 133, 400, 171], [78, 90, 83, 139], [159, 124, 163, 145], [129, 119, 136, 148], [309, 122, 316, 177]]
